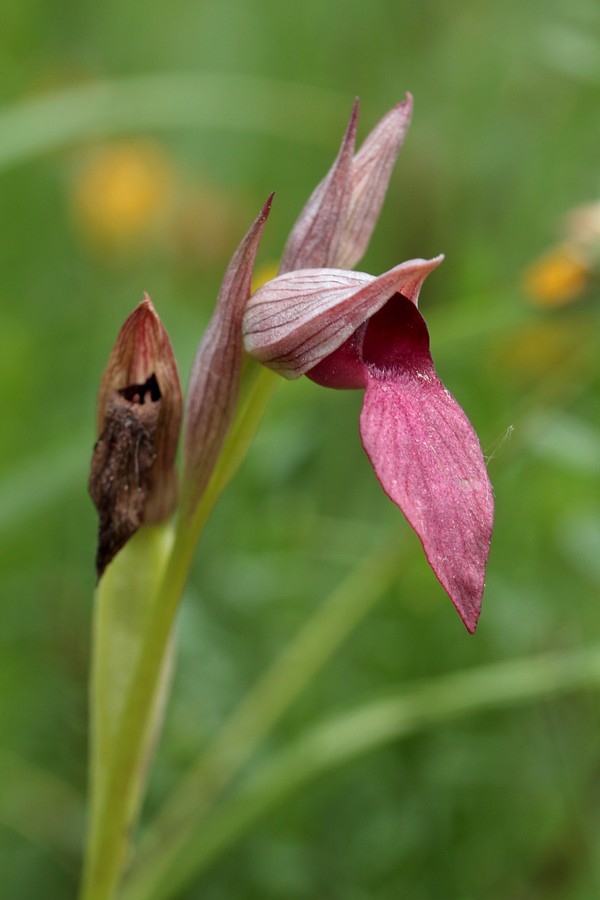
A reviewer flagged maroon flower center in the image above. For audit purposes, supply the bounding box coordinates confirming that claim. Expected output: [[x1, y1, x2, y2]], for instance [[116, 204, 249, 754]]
[[306, 293, 432, 390]]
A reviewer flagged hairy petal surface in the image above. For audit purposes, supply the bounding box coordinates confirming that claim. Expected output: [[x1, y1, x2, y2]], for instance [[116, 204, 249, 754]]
[[183, 195, 272, 513], [279, 102, 358, 273], [337, 94, 413, 269], [244, 257, 443, 378], [359, 296, 493, 632]]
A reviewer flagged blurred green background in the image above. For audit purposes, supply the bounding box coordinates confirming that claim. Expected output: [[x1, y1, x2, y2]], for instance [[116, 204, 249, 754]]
[[1, 0, 600, 897]]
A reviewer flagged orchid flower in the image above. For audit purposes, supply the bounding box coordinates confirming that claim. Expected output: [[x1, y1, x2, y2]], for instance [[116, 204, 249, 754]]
[[243, 100, 494, 632]]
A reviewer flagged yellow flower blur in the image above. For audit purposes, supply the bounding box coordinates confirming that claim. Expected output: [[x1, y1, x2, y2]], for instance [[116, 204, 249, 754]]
[[72, 141, 175, 251], [522, 244, 589, 308], [251, 261, 280, 293]]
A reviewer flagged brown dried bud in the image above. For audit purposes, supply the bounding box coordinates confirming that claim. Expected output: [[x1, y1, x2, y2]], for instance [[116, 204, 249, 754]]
[[89, 294, 182, 577]]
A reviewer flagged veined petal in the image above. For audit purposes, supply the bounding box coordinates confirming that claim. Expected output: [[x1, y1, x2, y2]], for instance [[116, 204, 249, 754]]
[[244, 268, 371, 374], [182, 195, 272, 513], [279, 101, 358, 273], [337, 94, 413, 269], [243, 256, 443, 378], [358, 296, 493, 632]]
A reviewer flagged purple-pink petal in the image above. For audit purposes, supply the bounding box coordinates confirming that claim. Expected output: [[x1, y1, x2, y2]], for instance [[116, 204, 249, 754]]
[[337, 94, 413, 269], [243, 257, 443, 379], [279, 97, 414, 274], [182, 195, 272, 514], [279, 101, 358, 274], [358, 296, 493, 632]]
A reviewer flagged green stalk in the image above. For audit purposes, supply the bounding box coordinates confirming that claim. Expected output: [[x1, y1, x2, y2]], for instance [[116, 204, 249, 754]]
[[80, 523, 180, 900], [120, 532, 405, 900], [80, 527, 195, 900], [181, 365, 278, 536], [79, 362, 278, 900], [88, 526, 175, 820]]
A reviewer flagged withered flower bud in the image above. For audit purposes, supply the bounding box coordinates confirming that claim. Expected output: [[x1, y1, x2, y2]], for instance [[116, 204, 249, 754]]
[[89, 294, 182, 577]]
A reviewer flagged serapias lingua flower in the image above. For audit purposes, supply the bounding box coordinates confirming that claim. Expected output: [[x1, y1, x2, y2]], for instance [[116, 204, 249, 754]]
[[244, 261, 493, 632], [243, 98, 493, 632]]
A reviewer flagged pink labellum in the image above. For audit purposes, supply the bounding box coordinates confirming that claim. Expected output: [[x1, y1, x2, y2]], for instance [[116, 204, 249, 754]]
[[357, 295, 494, 632]]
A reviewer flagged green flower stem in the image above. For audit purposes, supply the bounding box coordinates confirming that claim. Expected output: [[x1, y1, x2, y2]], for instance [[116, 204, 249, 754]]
[[88, 526, 175, 823], [126, 642, 600, 900], [181, 364, 279, 535], [80, 362, 278, 900], [120, 533, 405, 900], [80, 520, 209, 900], [80, 524, 183, 900]]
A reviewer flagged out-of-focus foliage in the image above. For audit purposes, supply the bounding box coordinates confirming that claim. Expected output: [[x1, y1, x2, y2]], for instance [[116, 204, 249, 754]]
[[1, 0, 599, 897]]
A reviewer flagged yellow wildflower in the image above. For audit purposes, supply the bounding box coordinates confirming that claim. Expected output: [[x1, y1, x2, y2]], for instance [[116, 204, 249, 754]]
[[72, 141, 175, 252], [522, 244, 589, 308]]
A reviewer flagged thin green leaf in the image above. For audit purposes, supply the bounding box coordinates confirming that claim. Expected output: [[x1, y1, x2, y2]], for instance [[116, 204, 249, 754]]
[[0, 73, 346, 171], [123, 643, 600, 900], [121, 533, 406, 900]]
